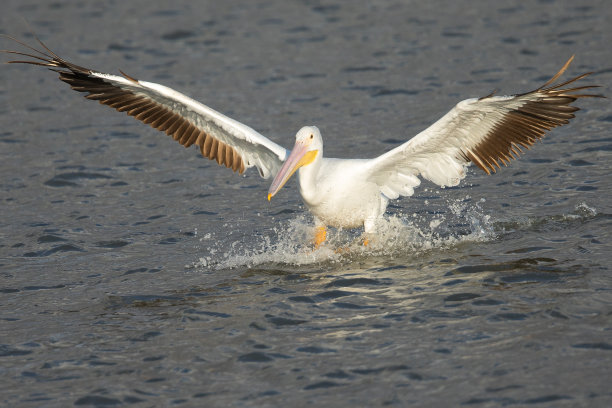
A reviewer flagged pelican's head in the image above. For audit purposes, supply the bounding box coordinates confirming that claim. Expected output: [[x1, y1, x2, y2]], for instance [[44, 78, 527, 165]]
[[268, 126, 321, 200]]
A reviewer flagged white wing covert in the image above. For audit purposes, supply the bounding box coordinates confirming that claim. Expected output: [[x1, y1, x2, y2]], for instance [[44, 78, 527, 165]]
[[365, 56, 602, 200], [4, 37, 288, 178]]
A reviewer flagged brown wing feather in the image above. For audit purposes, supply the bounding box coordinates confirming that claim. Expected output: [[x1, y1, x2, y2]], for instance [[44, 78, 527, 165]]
[[58, 71, 246, 173], [468, 57, 604, 174], [2, 37, 246, 173]]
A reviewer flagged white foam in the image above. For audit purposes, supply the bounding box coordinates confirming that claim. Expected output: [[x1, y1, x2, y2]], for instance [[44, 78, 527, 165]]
[[190, 195, 496, 270]]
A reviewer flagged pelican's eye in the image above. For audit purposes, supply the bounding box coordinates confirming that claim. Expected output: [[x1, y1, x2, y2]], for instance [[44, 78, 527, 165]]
[[310, 134, 314, 139]]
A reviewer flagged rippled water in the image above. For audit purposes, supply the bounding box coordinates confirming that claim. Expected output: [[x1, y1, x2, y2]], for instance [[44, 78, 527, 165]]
[[1, 0, 611, 406]]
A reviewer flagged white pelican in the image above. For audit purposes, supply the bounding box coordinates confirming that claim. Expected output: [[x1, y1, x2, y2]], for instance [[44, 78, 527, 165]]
[[2, 37, 602, 247]]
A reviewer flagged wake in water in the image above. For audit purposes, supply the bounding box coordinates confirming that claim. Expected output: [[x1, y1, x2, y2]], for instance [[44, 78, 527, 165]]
[[492, 202, 600, 234], [190, 197, 602, 270], [192, 194, 497, 270]]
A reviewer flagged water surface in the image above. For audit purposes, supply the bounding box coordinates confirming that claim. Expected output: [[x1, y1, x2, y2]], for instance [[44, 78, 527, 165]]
[[1, 0, 611, 406]]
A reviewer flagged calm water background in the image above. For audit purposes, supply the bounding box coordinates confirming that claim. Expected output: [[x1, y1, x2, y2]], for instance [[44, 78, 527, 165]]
[[1, 0, 611, 406]]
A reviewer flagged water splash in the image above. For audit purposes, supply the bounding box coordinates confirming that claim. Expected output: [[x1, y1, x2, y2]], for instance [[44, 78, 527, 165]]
[[568, 202, 598, 219], [492, 202, 601, 235], [191, 195, 496, 270]]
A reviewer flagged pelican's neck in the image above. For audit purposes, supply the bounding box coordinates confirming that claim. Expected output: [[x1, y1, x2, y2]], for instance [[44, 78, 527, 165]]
[[297, 152, 323, 205]]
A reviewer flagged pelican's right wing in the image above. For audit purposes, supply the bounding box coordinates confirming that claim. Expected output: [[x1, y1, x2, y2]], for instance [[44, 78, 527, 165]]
[[364, 56, 603, 200], [2, 37, 288, 178]]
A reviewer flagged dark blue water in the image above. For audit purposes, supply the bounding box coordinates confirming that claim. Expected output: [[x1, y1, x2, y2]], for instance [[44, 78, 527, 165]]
[[1, 0, 611, 406]]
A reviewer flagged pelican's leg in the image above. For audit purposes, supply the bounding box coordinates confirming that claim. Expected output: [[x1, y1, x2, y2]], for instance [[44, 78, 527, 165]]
[[362, 216, 378, 246], [314, 225, 327, 249]]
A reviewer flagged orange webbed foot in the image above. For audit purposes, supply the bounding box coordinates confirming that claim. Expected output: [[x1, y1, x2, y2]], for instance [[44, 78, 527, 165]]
[[314, 226, 327, 249]]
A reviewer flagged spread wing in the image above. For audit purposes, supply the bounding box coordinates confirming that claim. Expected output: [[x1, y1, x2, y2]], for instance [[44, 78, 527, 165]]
[[2, 36, 288, 178], [365, 56, 603, 200]]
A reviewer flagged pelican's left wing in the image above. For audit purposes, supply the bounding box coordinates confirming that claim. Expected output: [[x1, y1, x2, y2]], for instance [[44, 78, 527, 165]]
[[364, 56, 603, 200], [2, 37, 288, 178]]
